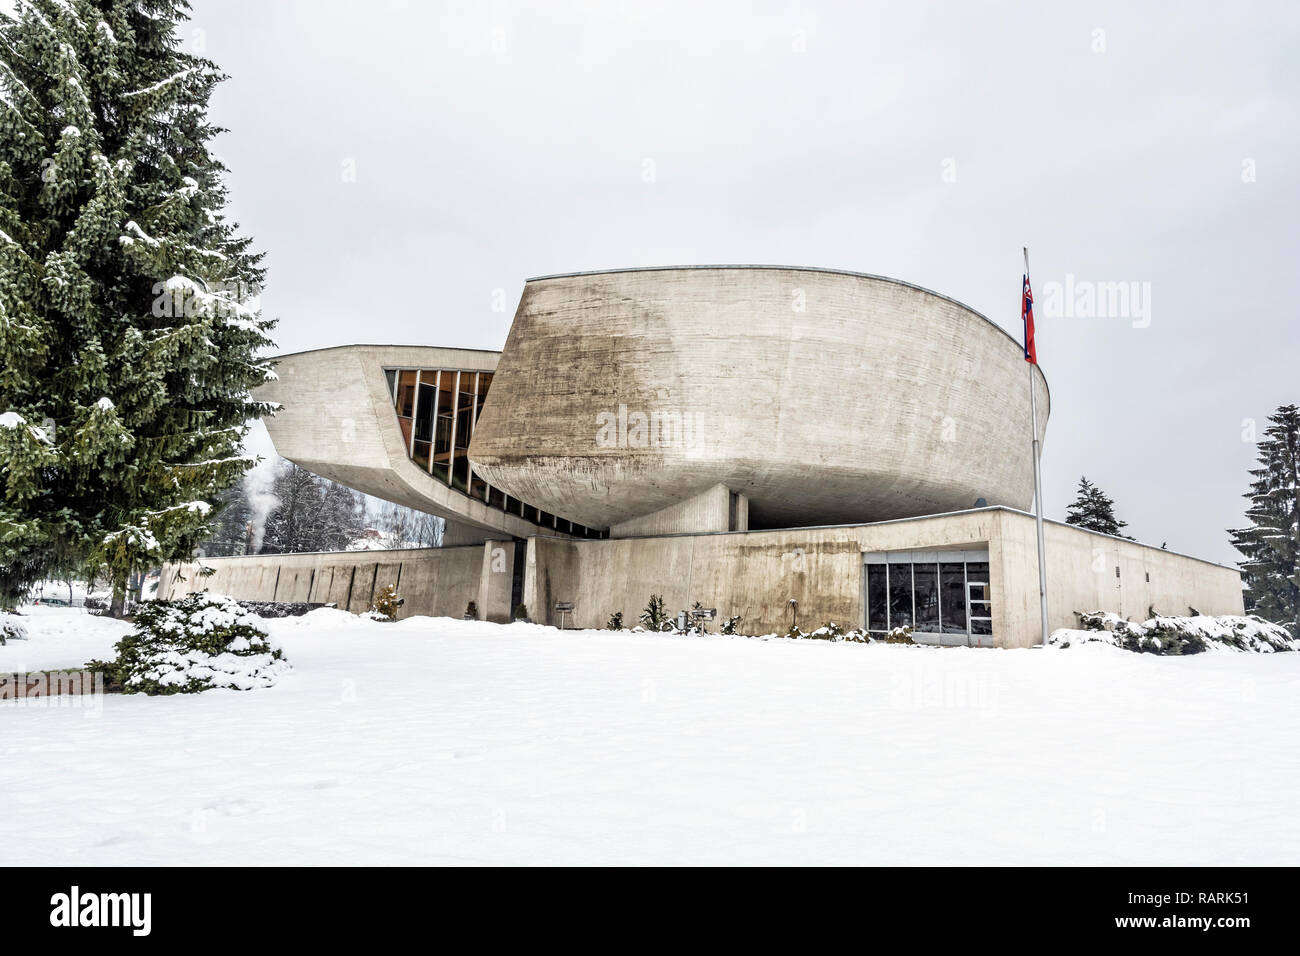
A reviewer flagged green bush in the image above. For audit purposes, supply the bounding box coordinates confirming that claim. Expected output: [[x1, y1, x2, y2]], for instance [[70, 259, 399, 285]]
[[639, 594, 670, 631], [95, 593, 289, 695], [512, 603, 529, 621], [606, 611, 624, 630]]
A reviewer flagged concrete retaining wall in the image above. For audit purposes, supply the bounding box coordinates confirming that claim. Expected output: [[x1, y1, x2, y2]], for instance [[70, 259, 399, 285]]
[[159, 542, 516, 622], [159, 508, 1243, 649]]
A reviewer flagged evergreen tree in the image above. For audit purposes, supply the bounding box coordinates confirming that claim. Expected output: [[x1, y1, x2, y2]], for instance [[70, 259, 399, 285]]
[[1230, 404, 1300, 637], [0, 1, 275, 611], [200, 481, 251, 556], [639, 593, 668, 631], [1064, 476, 1133, 539], [258, 463, 368, 555], [259, 464, 320, 555]]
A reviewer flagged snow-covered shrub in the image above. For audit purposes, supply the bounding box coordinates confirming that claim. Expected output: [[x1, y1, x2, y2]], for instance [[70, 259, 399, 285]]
[[370, 585, 402, 622], [812, 622, 844, 640], [240, 600, 331, 618], [720, 614, 741, 636], [1055, 612, 1298, 654], [98, 593, 290, 694], [513, 603, 530, 622], [606, 611, 624, 630], [818, 625, 870, 643], [883, 625, 914, 644], [1, 612, 29, 645]]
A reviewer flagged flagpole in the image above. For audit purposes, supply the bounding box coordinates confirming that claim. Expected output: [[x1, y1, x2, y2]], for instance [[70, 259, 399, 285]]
[[1025, 246, 1050, 647]]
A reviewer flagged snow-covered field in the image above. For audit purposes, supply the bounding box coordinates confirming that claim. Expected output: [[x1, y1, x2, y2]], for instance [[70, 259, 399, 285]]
[[4, 606, 1299, 865]]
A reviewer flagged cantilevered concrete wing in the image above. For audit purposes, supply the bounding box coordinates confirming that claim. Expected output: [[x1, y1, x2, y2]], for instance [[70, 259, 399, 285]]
[[256, 344, 584, 542]]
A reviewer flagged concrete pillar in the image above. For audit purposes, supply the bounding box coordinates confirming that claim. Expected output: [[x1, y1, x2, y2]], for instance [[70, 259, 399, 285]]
[[521, 537, 540, 623], [477, 539, 515, 623], [732, 491, 749, 532]]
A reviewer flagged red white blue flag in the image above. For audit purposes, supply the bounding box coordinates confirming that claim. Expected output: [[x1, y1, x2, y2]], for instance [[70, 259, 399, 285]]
[[1022, 274, 1037, 365]]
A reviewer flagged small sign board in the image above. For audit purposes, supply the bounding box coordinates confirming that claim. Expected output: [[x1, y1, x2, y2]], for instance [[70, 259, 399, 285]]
[[690, 607, 717, 619], [555, 601, 574, 630]]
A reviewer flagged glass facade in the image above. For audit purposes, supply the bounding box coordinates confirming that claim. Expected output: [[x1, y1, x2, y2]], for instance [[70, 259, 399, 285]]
[[863, 550, 992, 644], [385, 366, 604, 538]]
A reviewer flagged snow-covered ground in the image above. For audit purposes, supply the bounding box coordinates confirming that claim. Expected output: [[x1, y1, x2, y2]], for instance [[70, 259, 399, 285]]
[[3, 606, 1299, 865]]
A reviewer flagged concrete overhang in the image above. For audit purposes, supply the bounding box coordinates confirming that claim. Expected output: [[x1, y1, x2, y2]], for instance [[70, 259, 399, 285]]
[[255, 344, 562, 541]]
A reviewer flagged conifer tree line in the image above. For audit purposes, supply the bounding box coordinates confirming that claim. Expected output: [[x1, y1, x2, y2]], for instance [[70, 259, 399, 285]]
[[1230, 403, 1300, 637], [201, 457, 443, 557], [0, 0, 273, 612]]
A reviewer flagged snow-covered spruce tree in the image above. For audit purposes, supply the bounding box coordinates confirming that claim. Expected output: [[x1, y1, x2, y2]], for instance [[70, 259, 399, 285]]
[[1230, 404, 1300, 637], [97, 592, 289, 693], [1064, 477, 1133, 539], [0, 0, 275, 612]]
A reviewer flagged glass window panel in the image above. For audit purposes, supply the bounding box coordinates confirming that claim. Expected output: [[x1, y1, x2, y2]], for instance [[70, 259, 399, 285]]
[[966, 562, 990, 603], [395, 370, 416, 418], [456, 382, 474, 446], [475, 372, 493, 421], [971, 615, 992, 636], [940, 563, 967, 633], [384, 369, 396, 401], [888, 562, 913, 629], [414, 381, 435, 443], [914, 563, 939, 631], [432, 373, 453, 483], [867, 564, 887, 631]]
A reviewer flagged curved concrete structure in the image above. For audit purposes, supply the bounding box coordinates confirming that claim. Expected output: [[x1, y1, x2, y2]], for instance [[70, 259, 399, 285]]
[[257, 345, 557, 542], [469, 266, 1049, 532]]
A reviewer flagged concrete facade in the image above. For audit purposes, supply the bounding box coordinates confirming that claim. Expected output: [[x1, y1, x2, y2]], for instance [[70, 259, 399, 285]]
[[164, 507, 1242, 649], [469, 266, 1050, 534]]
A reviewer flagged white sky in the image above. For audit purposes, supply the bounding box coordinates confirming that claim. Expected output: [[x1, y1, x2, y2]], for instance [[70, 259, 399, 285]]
[[187, 0, 1300, 566]]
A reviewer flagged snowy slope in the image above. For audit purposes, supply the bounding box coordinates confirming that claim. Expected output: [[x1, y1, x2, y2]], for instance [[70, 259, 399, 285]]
[[0, 606, 129, 670], [3, 607, 1299, 865]]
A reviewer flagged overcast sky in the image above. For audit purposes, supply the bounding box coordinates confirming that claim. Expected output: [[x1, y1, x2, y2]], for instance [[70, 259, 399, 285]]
[[188, 0, 1299, 566]]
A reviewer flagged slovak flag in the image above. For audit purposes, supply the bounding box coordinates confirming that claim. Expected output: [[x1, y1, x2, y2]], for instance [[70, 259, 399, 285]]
[[1022, 274, 1037, 365]]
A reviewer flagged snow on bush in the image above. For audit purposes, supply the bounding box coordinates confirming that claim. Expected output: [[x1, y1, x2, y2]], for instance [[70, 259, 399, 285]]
[[1051, 611, 1299, 655], [98, 593, 290, 694], [1, 612, 29, 645]]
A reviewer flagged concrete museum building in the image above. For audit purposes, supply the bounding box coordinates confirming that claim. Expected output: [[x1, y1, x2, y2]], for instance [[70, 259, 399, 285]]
[[159, 266, 1244, 647]]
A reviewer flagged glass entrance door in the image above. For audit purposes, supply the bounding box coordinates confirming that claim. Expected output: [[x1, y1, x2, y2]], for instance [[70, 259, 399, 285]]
[[966, 571, 992, 646]]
